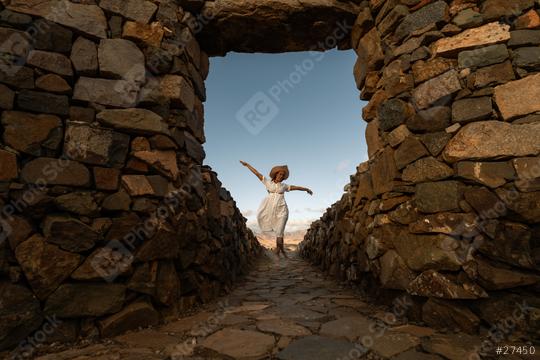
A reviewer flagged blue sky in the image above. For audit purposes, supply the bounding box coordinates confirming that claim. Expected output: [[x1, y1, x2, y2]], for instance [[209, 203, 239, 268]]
[[204, 49, 367, 232]]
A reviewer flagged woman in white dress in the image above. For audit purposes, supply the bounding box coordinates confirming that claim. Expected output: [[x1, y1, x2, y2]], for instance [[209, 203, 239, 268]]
[[240, 161, 313, 257]]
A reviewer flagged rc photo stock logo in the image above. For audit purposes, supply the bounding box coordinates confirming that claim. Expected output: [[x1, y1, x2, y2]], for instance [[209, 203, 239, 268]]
[[236, 91, 280, 135]]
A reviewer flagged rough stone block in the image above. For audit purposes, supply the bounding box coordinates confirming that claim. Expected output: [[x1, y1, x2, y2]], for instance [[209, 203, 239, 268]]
[[415, 181, 462, 213], [458, 44, 508, 69], [444, 121, 540, 162], [2, 111, 62, 156], [64, 123, 130, 168], [432, 22, 510, 56], [494, 73, 540, 120], [452, 97, 492, 123]]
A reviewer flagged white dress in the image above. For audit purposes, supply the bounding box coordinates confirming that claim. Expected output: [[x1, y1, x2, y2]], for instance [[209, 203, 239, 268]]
[[257, 176, 291, 237]]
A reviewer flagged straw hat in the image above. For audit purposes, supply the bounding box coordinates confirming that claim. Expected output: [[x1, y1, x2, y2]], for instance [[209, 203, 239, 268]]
[[269, 165, 289, 180]]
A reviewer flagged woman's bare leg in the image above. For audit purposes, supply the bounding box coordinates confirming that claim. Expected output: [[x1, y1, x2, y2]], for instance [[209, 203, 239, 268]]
[[275, 237, 281, 256], [277, 237, 288, 258]]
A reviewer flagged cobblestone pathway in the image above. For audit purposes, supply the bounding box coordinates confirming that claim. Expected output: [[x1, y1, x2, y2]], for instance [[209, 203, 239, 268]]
[[28, 246, 496, 360]]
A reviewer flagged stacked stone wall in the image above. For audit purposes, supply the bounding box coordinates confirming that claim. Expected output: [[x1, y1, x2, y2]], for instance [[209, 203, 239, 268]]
[[300, 0, 540, 338], [0, 0, 260, 351]]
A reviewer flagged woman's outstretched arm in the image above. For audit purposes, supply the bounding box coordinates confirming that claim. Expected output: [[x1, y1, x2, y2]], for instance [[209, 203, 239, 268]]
[[239, 160, 263, 181], [289, 185, 313, 195]]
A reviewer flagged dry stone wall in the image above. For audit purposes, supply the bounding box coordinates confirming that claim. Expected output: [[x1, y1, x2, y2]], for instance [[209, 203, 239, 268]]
[[300, 0, 540, 338], [0, 0, 260, 351]]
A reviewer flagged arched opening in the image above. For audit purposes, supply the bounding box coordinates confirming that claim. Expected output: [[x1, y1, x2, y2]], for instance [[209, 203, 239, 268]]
[[204, 50, 367, 242]]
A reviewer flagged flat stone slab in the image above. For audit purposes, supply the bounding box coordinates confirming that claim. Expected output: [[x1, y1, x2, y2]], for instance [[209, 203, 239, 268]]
[[331, 298, 369, 309], [319, 315, 375, 341], [114, 329, 181, 350], [200, 328, 274, 359], [393, 349, 445, 360], [256, 318, 311, 336], [225, 303, 271, 314], [271, 304, 331, 321], [391, 324, 436, 338], [422, 333, 482, 360], [371, 332, 421, 358], [277, 335, 363, 360], [159, 311, 212, 334]]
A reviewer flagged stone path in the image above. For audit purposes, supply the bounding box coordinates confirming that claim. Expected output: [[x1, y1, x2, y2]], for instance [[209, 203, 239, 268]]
[[20, 245, 504, 359]]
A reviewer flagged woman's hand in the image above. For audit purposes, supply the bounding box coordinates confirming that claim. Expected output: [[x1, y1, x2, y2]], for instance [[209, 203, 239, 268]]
[[306, 189, 313, 195], [240, 160, 249, 167]]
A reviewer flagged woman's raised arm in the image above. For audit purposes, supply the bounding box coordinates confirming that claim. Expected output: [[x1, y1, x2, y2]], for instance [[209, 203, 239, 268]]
[[288, 185, 313, 195], [239, 160, 264, 181]]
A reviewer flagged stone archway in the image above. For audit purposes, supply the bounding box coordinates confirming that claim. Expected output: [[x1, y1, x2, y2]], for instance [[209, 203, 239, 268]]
[[0, 0, 539, 352]]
